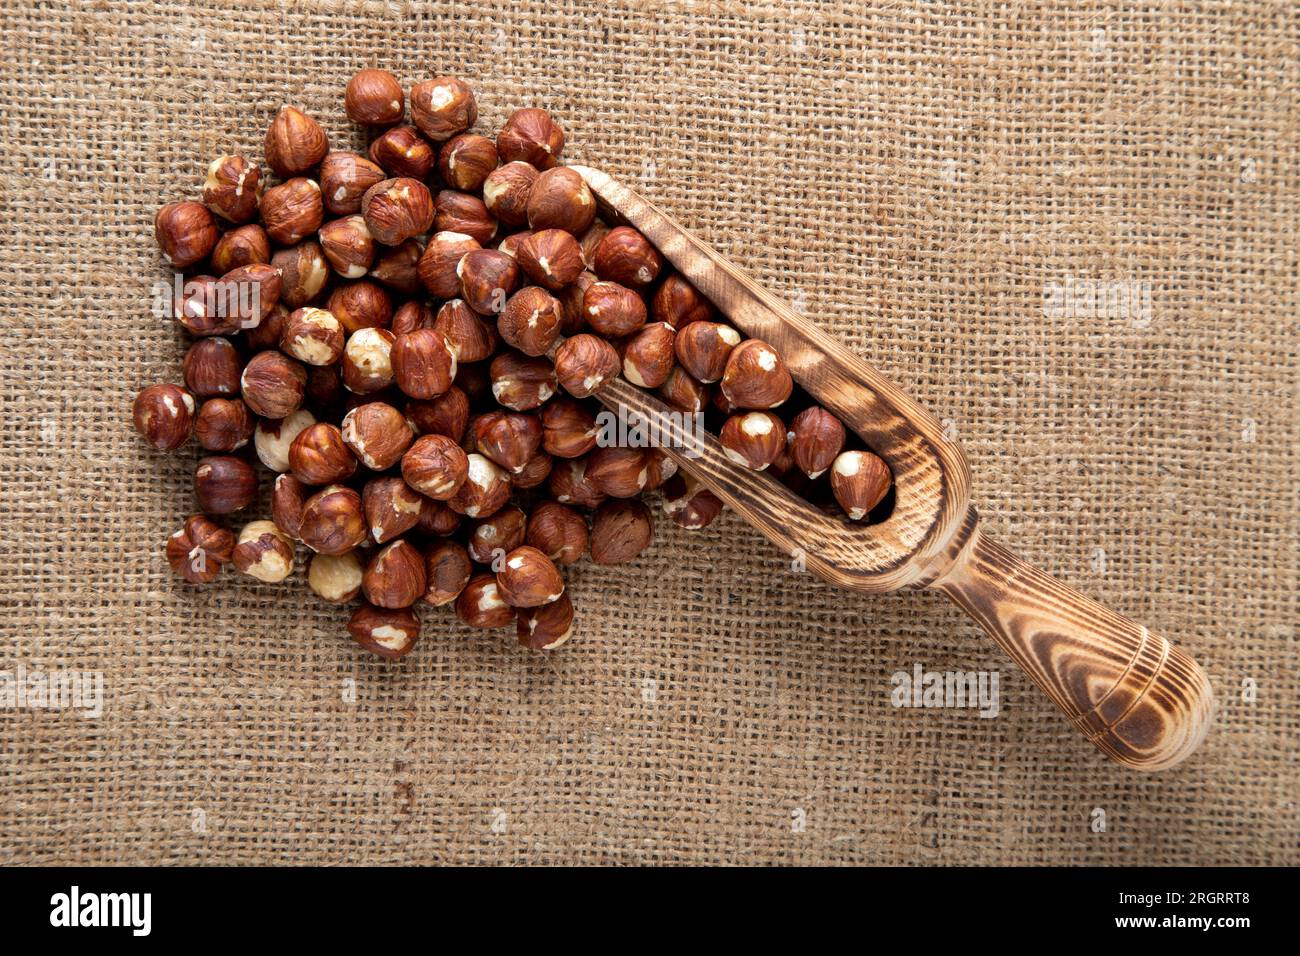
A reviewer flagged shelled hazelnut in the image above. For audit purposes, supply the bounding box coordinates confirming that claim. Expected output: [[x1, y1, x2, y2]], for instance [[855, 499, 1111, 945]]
[[621, 321, 676, 388], [674, 321, 740, 383], [348, 603, 420, 658], [489, 351, 556, 410], [320, 152, 387, 216], [830, 450, 892, 521], [554, 334, 619, 398], [788, 406, 846, 479], [446, 452, 509, 517], [271, 473, 309, 540], [308, 551, 364, 602], [499, 286, 562, 356], [433, 189, 496, 244], [719, 339, 793, 409], [421, 538, 472, 607], [657, 365, 710, 413], [319, 216, 375, 279], [496, 546, 564, 607], [511, 450, 553, 489], [467, 504, 526, 563], [402, 434, 470, 501], [526, 501, 588, 565], [585, 447, 651, 499], [392, 328, 457, 399], [720, 411, 785, 470], [363, 476, 426, 544], [370, 125, 436, 179], [583, 280, 646, 337], [362, 539, 426, 608], [211, 223, 271, 274], [362, 177, 434, 245], [662, 474, 723, 530], [593, 226, 662, 287], [155, 201, 219, 269], [391, 301, 436, 336], [299, 484, 367, 555], [232, 521, 295, 583], [242, 350, 307, 418], [517, 593, 574, 650], [264, 106, 328, 177], [271, 241, 329, 308], [419, 232, 481, 299], [369, 238, 424, 294], [473, 410, 542, 474], [345, 69, 404, 126], [458, 249, 520, 316], [259, 177, 324, 245], [482, 161, 538, 226], [289, 422, 357, 485], [548, 456, 607, 509], [496, 108, 564, 169], [527, 167, 595, 235], [589, 499, 653, 565], [183, 339, 243, 398], [166, 515, 235, 584], [653, 274, 714, 328], [329, 280, 393, 333], [195, 397, 255, 452], [341, 401, 413, 470], [455, 573, 514, 628], [194, 455, 258, 514], [439, 133, 498, 192], [410, 77, 476, 141], [255, 409, 316, 472], [516, 229, 584, 291], [204, 156, 263, 224], [280, 307, 345, 366], [133, 383, 196, 451], [341, 328, 396, 394], [540, 398, 599, 458], [405, 386, 470, 442]]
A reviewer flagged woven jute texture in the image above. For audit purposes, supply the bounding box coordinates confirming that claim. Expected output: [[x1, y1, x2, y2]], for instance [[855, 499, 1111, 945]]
[[0, 0, 1295, 866]]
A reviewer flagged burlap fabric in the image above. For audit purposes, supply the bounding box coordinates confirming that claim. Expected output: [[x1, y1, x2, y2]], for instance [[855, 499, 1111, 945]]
[[0, 1, 1294, 866]]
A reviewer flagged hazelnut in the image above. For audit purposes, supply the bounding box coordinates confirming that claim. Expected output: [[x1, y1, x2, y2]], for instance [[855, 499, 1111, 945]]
[[593, 226, 662, 287], [211, 223, 271, 274], [622, 321, 676, 388], [232, 520, 295, 583], [433, 189, 496, 244], [830, 450, 892, 521], [171, 276, 231, 337], [467, 504, 526, 563], [342, 401, 414, 470], [643, 448, 678, 490], [589, 498, 653, 565], [363, 476, 426, 544], [369, 238, 424, 294], [418, 231, 481, 299], [583, 280, 647, 337], [362, 177, 435, 245], [423, 540, 472, 606], [410, 76, 476, 141], [496, 108, 564, 169], [319, 215, 375, 279], [289, 422, 357, 485], [489, 351, 557, 410], [517, 593, 574, 650], [720, 411, 785, 470], [719, 339, 793, 409], [341, 327, 396, 394], [406, 386, 470, 442], [345, 69, 405, 125], [526, 500, 587, 564], [585, 447, 651, 499], [499, 286, 562, 356], [512, 450, 553, 489], [264, 106, 328, 176], [418, 498, 462, 536], [496, 231, 530, 259], [662, 473, 723, 530], [674, 320, 740, 383], [307, 551, 364, 603], [362, 539, 426, 608], [202, 155, 263, 224], [526, 167, 596, 235], [439, 133, 498, 191], [516, 228, 584, 291], [482, 161, 538, 226], [548, 456, 607, 509], [554, 333, 619, 398], [369, 125, 436, 179], [435, 298, 499, 362], [241, 350, 307, 418], [155, 201, 218, 268], [299, 484, 368, 554], [183, 338, 243, 398], [166, 515, 235, 584], [278, 307, 344, 366], [195, 397, 255, 452], [446, 452, 509, 517], [391, 328, 458, 399], [255, 409, 316, 472], [495, 546, 564, 608], [657, 366, 710, 413], [540, 398, 599, 458], [788, 407, 846, 478], [458, 249, 520, 315], [652, 274, 714, 329], [320, 151, 387, 216], [558, 270, 596, 334], [133, 383, 196, 450], [194, 455, 258, 514], [454, 573, 514, 628], [391, 301, 436, 336], [271, 473, 309, 539], [271, 241, 329, 309], [328, 280, 393, 333], [220, 262, 283, 329], [260, 177, 323, 245], [246, 304, 288, 351], [474, 410, 542, 474], [402, 434, 470, 500], [348, 603, 421, 658]]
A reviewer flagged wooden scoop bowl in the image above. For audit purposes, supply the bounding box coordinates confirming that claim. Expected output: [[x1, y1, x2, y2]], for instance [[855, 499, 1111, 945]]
[[571, 165, 1214, 771]]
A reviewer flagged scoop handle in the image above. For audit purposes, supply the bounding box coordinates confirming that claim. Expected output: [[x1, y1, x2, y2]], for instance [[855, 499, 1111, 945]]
[[931, 520, 1214, 770]]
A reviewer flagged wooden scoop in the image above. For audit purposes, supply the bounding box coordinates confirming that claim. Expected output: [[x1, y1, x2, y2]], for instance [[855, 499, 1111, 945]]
[[571, 165, 1214, 771]]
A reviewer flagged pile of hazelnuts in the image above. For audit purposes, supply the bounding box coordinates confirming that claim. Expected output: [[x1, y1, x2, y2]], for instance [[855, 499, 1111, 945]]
[[133, 69, 893, 658]]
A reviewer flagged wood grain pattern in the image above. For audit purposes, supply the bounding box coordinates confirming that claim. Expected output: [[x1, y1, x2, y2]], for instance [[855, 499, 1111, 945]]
[[572, 165, 1215, 770]]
